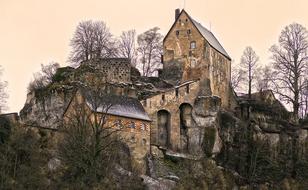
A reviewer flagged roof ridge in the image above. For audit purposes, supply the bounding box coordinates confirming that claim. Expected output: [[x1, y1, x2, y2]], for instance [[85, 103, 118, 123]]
[[185, 11, 231, 60]]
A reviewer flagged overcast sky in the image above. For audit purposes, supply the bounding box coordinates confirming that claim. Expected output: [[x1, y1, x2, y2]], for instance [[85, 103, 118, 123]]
[[0, 0, 308, 112]]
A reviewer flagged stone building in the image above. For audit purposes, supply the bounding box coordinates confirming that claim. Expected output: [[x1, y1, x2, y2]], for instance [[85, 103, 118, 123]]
[[161, 9, 232, 108], [21, 8, 235, 172], [142, 9, 232, 154], [63, 89, 151, 174]]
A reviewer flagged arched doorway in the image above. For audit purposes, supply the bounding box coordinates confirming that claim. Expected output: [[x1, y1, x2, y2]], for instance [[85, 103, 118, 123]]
[[179, 103, 193, 151], [157, 110, 171, 148]]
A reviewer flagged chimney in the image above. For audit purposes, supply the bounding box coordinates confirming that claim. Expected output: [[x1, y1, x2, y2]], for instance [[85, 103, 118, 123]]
[[175, 9, 180, 21]]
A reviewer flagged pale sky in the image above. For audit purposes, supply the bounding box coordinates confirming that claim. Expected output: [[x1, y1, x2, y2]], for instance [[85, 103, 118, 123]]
[[0, 0, 308, 112]]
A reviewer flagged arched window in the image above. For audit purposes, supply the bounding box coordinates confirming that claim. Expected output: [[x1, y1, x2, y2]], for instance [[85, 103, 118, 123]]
[[179, 103, 192, 151], [157, 110, 171, 148], [179, 103, 193, 135]]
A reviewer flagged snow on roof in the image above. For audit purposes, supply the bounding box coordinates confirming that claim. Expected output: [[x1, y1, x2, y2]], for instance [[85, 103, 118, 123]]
[[83, 91, 151, 121], [188, 16, 231, 60]]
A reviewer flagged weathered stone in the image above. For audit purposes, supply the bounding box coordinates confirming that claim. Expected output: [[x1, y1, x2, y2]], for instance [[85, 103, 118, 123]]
[[151, 146, 164, 159]]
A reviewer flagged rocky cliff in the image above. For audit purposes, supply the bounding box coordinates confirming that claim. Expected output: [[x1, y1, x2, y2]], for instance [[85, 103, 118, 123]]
[[18, 62, 308, 189]]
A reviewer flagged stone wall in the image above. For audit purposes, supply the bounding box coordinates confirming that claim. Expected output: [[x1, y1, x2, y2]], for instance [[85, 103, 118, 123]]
[[85, 58, 131, 84], [162, 10, 231, 108], [142, 80, 200, 151], [163, 11, 208, 83], [105, 115, 151, 174], [63, 91, 150, 174]]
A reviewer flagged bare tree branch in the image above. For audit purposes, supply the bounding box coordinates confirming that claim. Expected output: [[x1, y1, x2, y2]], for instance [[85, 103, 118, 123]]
[[269, 23, 308, 119]]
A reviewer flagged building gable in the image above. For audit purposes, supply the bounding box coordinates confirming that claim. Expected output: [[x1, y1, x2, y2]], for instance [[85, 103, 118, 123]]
[[164, 9, 231, 60]]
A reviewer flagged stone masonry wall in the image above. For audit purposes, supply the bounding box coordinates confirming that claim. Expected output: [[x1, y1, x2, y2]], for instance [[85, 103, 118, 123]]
[[163, 10, 231, 108], [142, 80, 200, 151]]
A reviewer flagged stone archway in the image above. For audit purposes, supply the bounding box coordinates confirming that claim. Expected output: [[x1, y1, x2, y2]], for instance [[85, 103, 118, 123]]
[[179, 103, 193, 152], [157, 110, 171, 148]]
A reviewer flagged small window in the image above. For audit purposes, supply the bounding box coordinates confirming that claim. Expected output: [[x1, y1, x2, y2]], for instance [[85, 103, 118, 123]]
[[186, 84, 190, 94], [129, 121, 136, 129], [190, 41, 196, 49], [191, 59, 196, 68], [115, 119, 123, 129], [140, 123, 145, 130], [142, 139, 147, 145], [187, 29, 191, 35], [185, 19, 188, 22], [162, 94, 165, 101], [176, 30, 180, 36], [175, 88, 179, 98]]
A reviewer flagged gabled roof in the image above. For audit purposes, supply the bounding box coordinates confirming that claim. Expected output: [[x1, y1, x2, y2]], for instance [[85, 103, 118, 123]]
[[189, 17, 231, 60], [164, 9, 231, 60], [82, 90, 151, 121]]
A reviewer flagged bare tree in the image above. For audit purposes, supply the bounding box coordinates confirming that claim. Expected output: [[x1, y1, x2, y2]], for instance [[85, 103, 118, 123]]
[[59, 86, 123, 188], [231, 62, 245, 90], [255, 65, 273, 92], [118, 30, 137, 67], [28, 62, 60, 92], [239, 47, 260, 98], [270, 23, 308, 118], [69, 20, 118, 65], [0, 66, 8, 113], [137, 27, 163, 76]]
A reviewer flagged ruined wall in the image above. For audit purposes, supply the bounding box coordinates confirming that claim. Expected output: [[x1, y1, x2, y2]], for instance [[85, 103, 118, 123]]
[[86, 58, 131, 84]]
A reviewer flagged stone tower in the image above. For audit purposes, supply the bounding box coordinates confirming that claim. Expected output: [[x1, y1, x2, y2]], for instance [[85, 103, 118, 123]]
[[162, 9, 232, 107]]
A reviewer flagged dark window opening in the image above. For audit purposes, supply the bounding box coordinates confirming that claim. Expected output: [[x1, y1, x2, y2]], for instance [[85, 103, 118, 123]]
[[157, 110, 171, 148], [175, 88, 179, 97], [176, 30, 180, 36], [129, 122, 136, 129], [179, 103, 192, 151], [186, 84, 190, 94], [162, 94, 165, 101], [187, 29, 191, 35]]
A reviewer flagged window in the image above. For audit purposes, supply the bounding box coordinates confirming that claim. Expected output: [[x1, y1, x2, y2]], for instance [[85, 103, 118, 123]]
[[186, 84, 190, 94], [162, 94, 165, 101], [114, 119, 123, 129], [140, 123, 146, 130], [191, 59, 196, 68], [129, 121, 136, 129], [175, 88, 179, 98], [142, 139, 147, 145], [187, 29, 191, 35], [190, 41, 196, 49], [176, 30, 180, 36]]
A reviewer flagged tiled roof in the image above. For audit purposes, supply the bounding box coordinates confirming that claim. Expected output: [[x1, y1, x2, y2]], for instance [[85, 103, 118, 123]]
[[82, 90, 151, 121]]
